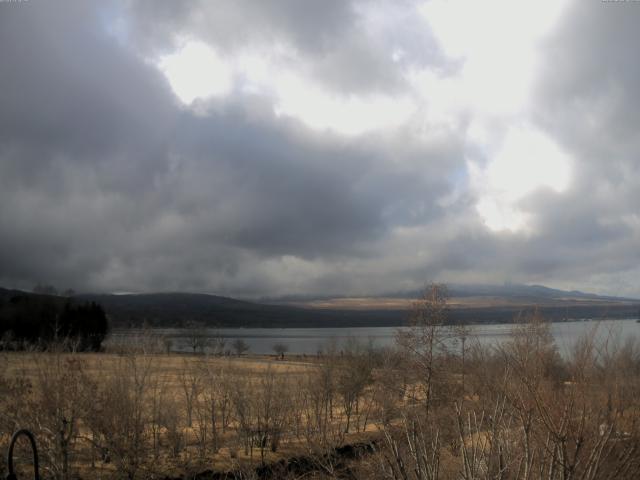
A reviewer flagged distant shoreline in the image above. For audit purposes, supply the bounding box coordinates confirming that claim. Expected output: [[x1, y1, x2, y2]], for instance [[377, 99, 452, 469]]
[[109, 311, 640, 332]]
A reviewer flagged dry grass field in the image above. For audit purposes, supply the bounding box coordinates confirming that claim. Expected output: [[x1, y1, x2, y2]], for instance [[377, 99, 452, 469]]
[[0, 347, 386, 479], [290, 295, 635, 310], [3, 293, 640, 479]]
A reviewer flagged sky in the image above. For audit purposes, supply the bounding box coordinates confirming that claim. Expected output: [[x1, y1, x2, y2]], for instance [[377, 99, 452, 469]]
[[0, 0, 639, 299]]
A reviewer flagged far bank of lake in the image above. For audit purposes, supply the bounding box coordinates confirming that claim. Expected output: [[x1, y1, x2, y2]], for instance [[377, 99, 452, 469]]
[[108, 318, 640, 356]]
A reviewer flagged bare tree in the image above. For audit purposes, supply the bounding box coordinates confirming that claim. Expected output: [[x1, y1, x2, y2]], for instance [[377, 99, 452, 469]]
[[179, 360, 201, 428], [229, 373, 255, 456], [200, 363, 231, 453], [185, 322, 208, 354], [29, 352, 85, 480], [148, 371, 168, 460], [159, 396, 184, 459], [303, 357, 341, 449], [84, 354, 154, 480], [210, 328, 227, 356], [253, 369, 292, 463], [232, 338, 250, 356], [273, 343, 289, 360], [452, 321, 472, 397], [336, 342, 373, 433], [396, 283, 450, 414]]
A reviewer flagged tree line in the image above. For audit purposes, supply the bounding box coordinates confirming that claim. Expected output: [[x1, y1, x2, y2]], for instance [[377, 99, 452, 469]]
[[0, 293, 109, 351]]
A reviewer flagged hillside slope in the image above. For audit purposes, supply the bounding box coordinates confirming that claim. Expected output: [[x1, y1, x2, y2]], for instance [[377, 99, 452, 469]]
[[2, 286, 638, 329], [76, 292, 405, 328], [79, 284, 639, 328]]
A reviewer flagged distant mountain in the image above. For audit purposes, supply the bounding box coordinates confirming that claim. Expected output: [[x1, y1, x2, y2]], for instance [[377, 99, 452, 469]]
[[0, 287, 33, 300], [76, 292, 287, 327], [79, 284, 640, 328], [267, 283, 639, 305], [75, 291, 405, 328], [2, 284, 639, 329], [446, 283, 639, 302], [0, 287, 71, 306]]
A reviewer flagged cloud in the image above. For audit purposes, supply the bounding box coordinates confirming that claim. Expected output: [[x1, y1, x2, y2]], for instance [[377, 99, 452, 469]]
[[0, 0, 638, 298], [521, 0, 640, 295], [0, 0, 465, 296]]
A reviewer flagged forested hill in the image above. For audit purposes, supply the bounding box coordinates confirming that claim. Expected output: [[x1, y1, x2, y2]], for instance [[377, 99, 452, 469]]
[[2, 286, 638, 329], [77, 287, 640, 328], [75, 292, 398, 328], [0, 288, 109, 350]]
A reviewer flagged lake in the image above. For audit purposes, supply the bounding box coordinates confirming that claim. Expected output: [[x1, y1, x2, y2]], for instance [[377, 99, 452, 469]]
[[108, 318, 640, 356]]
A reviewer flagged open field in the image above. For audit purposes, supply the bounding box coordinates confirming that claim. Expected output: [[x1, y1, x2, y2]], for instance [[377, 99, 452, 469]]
[[0, 347, 387, 479], [3, 352, 315, 378], [3, 308, 640, 479]]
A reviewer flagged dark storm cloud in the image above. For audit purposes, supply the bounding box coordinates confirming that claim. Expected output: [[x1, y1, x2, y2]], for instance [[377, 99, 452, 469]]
[[0, 0, 177, 289], [0, 3, 174, 151], [0, 0, 177, 202], [1, 0, 638, 298], [0, 0, 463, 295], [168, 104, 461, 257]]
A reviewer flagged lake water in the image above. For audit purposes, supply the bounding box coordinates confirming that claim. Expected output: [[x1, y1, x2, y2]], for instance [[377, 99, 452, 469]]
[[109, 319, 640, 356]]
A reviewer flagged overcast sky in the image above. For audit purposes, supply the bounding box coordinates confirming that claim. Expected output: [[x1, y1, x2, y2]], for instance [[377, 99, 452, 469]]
[[1, 0, 639, 298]]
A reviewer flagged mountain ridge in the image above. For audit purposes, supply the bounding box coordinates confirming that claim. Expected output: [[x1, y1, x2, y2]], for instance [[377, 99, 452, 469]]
[[2, 284, 638, 328], [261, 283, 640, 305]]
